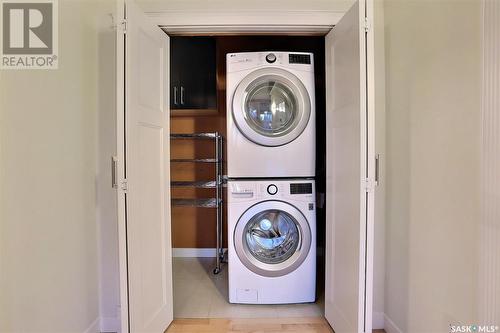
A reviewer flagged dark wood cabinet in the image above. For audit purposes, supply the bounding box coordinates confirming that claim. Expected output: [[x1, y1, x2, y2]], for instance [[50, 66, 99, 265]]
[[170, 37, 217, 115]]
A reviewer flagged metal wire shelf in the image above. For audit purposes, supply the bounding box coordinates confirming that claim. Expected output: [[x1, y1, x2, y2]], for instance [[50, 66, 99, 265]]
[[170, 132, 225, 274], [171, 180, 219, 188], [171, 158, 221, 163], [170, 132, 219, 139], [171, 198, 221, 208]]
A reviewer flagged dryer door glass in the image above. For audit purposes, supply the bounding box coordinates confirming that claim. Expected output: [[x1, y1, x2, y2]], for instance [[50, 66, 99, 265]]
[[244, 209, 300, 264], [232, 68, 311, 147], [244, 80, 297, 137]]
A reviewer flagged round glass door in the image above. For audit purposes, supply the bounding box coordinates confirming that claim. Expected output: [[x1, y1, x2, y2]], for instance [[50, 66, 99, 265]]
[[232, 68, 311, 147], [244, 80, 297, 137], [244, 210, 300, 264], [234, 201, 312, 277]]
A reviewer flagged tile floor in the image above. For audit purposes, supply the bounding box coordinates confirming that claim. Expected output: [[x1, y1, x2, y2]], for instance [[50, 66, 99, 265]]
[[173, 257, 324, 319]]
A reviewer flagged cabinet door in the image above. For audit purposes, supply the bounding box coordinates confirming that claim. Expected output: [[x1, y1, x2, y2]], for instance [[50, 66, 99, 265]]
[[116, 0, 173, 332], [170, 37, 217, 111], [324, 0, 375, 332], [169, 38, 181, 109]]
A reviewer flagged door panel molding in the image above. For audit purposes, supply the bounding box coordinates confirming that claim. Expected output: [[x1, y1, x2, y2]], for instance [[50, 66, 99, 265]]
[[116, 1, 172, 332], [324, 0, 375, 332]]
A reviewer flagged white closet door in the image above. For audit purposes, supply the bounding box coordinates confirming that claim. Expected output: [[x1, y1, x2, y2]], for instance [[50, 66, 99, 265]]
[[116, 1, 172, 332], [324, 0, 375, 332]]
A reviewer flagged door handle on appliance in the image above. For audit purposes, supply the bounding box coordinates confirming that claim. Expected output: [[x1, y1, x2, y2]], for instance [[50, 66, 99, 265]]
[[180, 86, 185, 105], [375, 154, 380, 186], [111, 156, 118, 189], [173, 86, 178, 105]]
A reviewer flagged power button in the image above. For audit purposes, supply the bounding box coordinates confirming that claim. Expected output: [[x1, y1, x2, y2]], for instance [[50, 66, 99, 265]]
[[266, 53, 277, 63], [267, 184, 278, 195]]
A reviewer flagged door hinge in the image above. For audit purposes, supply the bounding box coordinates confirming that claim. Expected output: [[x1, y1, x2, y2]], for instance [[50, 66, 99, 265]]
[[121, 179, 128, 192], [363, 17, 371, 33], [120, 19, 127, 34], [363, 178, 376, 192]]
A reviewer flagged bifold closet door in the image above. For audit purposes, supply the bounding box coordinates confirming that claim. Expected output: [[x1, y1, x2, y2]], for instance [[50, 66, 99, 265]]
[[116, 1, 173, 332], [324, 0, 375, 332]]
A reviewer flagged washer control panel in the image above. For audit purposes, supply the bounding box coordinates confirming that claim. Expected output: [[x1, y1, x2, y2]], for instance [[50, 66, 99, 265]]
[[230, 180, 315, 202], [267, 184, 278, 195]]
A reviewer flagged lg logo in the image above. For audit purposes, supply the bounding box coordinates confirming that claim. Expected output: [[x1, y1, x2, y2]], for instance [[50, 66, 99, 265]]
[[1, 0, 58, 69]]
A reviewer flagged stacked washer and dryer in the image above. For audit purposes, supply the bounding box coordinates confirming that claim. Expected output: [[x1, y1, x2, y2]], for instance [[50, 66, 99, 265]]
[[226, 51, 317, 304]]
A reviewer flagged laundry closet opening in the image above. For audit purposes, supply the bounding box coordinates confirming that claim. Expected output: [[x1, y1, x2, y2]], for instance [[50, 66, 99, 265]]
[[169, 35, 326, 318]]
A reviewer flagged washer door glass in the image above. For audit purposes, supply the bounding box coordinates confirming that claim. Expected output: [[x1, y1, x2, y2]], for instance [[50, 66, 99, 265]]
[[244, 80, 297, 137], [244, 210, 300, 264], [234, 200, 312, 277]]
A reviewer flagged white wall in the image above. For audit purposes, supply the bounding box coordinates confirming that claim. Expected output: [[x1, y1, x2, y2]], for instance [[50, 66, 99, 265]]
[[0, 1, 114, 332], [383, 0, 482, 332]]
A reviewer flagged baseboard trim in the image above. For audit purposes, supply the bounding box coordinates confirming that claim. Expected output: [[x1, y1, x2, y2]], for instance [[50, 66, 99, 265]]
[[83, 317, 100, 333], [373, 311, 385, 330], [100, 316, 120, 333], [384, 313, 403, 333], [173, 248, 227, 257]]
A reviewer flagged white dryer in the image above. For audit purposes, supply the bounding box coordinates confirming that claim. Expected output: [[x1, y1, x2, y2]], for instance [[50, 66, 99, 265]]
[[228, 179, 316, 304], [226, 52, 316, 178]]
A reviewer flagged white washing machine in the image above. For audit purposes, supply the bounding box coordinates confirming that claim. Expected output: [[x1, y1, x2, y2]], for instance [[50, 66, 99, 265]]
[[226, 52, 316, 178], [228, 179, 316, 304]]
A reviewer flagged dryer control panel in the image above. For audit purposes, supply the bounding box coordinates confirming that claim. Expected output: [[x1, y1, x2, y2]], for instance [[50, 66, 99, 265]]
[[226, 51, 314, 73]]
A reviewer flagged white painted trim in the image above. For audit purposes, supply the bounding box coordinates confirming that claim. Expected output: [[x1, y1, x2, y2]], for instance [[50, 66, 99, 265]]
[[147, 10, 343, 32], [83, 318, 100, 333], [100, 316, 120, 333], [372, 312, 385, 330], [364, 1, 376, 332], [384, 314, 403, 333], [173, 248, 227, 258], [115, 1, 128, 333], [113, 5, 352, 331], [161, 25, 332, 36]]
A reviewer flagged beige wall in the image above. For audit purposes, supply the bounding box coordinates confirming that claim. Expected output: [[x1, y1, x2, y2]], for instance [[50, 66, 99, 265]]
[[374, 0, 387, 326], [0, 1, 112, 332], [383, 0, 481, 332]]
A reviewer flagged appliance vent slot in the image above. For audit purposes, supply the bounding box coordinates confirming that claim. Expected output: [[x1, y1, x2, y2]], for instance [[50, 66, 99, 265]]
[[289, 54, 311, 64], [290, 183, 312, 194]]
